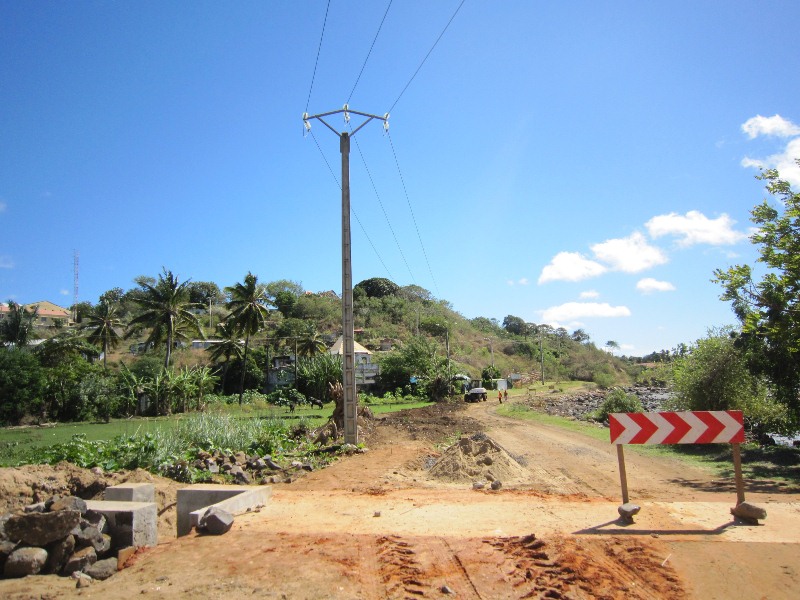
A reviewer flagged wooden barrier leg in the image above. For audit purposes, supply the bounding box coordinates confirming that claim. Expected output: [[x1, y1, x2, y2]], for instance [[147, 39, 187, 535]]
[[731, 442, 746, 505], [616, 444, 629, 504]]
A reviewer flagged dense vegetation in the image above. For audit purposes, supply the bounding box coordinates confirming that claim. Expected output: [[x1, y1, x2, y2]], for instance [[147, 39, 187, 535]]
[[1, 270, 636, 427]]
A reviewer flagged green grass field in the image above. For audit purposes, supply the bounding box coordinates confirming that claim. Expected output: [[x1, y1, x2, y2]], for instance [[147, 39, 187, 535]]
[[0, 400, 433, 467]]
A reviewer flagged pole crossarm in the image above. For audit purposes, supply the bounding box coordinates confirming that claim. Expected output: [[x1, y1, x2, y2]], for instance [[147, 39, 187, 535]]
[[303, 105, 389, 137]]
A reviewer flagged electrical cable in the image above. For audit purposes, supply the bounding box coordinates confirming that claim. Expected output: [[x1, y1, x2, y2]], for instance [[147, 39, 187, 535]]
[[352, 130, 416, 285], [387, 131, 441, 298], [305, 0, 331, 114], [387, 0, 466, 114], [310, 130, 395, 280], [347, 0, 393, 105]]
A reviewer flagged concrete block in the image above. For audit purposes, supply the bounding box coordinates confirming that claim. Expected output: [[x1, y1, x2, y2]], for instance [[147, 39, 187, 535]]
[[84, 501, 157, 549], [177, 484, 271, 537], [104, 483, 155, 503]]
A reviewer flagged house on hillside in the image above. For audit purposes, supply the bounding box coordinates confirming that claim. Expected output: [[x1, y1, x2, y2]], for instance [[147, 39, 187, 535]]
[[328, 335, 380, 385], [0, 301, 71, 328]]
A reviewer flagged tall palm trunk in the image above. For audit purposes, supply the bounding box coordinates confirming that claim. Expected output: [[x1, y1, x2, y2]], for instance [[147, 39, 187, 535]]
[[238, 335, 250, 405]]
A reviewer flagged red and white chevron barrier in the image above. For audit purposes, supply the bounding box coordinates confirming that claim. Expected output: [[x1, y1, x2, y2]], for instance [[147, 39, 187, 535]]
[[609, 410, 744, 445]]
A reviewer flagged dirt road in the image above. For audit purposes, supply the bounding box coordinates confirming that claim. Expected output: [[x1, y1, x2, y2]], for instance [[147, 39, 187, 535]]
[[2, 400, 799, 599]]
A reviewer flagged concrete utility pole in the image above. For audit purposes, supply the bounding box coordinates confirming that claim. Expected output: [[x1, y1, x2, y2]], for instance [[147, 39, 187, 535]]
[[303, 106, 389, 445]]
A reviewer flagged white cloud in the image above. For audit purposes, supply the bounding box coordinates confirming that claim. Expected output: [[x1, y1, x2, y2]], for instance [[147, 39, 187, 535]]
[[0, 201, 6, 213], [541, 301, 631, 323], [0, 255, 14, 269], [741, 114, 800, 139], [580, 289, 599, 299], [645, 210, 746, 247], [59, 289, 70, 296], [538, 252, 606, 283], [636, 278, 676, 294], [742, 137, 800, 189], [590, 232, 667, 273], [517, 277, 529, 285]]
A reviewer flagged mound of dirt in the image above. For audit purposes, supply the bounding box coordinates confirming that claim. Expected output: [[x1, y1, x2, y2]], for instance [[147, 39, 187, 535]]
[[428, 433, 528, 484], [0, 463, 183, 541]]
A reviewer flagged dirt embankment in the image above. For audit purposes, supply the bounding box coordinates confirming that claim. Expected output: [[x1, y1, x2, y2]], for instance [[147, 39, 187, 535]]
[[1, 400, 799, 599]]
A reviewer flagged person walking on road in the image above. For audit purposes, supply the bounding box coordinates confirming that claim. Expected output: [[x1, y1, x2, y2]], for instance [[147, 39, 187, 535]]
[[498, 390, 503, 403], [503, 389, 508, 403]]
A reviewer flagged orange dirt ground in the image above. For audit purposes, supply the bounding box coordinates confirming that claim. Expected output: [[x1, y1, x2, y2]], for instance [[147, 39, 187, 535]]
[[1, 400, 799, 599]]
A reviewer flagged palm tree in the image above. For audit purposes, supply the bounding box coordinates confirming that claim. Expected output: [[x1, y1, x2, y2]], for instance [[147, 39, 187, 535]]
[[225, 272, 270, 405], [81, 301, 122, 369], [206, 320, 244, 394], [126, 269, 203, 369], [0, 300, 39, 348], [297, 324, 327, 357]]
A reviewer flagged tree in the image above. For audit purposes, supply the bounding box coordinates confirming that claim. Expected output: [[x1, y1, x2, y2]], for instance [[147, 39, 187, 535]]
[[571, 328, 590, 344], [225, 272, 270, 404], [605, 340, 620, 355], [206, 320, 244, 393], [187, 281, 225, 307], [671, 329, 788, 437], [354, 277, 399, 299], [502, 315, 527, 336], [81, 301, 122, 369], [0, 301, 39, 348], [0, 350, 45, 424], [126, 269, 203, 370], [296, 324, 327, 357], [714, 160, 800, 418]]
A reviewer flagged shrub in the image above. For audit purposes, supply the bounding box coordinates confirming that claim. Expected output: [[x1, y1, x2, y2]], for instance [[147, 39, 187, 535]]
[[592, 388, 643, 422]]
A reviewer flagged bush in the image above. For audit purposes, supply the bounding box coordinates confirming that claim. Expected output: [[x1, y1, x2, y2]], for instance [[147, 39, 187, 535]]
[[592, 388, 643, 422]]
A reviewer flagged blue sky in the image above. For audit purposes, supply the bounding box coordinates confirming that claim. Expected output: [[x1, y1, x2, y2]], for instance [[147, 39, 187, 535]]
[[2, 1, 799, 355]]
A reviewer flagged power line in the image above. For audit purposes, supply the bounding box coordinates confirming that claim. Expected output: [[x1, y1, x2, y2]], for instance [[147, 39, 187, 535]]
[[310, 129, 395, 280], [305, 0, 331, 114], [347, 0, 394, 104], [387, 0, 467, 113], [387, 131, 440, 298], [352, 130, 416, 284]]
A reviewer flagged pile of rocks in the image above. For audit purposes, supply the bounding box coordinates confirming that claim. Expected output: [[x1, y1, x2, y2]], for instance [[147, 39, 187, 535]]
[[0, 495, 127, 581], [190, 450, 314, 484], [531, 386, 671, 420]]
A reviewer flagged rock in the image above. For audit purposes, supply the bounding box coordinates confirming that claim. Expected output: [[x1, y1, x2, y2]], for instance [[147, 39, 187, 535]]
[[234, 451, 247, 465], [116, 546, 137, 570], [207, 462, 220, 474], [472, 481, 485, 490], [233, 469, 252, 485], [251, 458, 267, 470], [490, 480, 502, 491], [264, 457, 283, 471], [441, 584, 454, 594], [5, 510, 82, 546], [50, 496, 88, 515], [0, 512, 10, 539], [4, 546, 49, 577], [90, 466, 104, 476], [198, 506, 234, 535], [300, 463, 314, 472], [73, 571, 93, 588], [731, 502, 767, 521], [373, 511, 381, 517], [83, 509, 107, 533], [23, 502, 46, 513], [85, 556, 118, 580], [62, 545, 97, 575], [74, 524, 103, 550], [44, 534, 75, 574], [618, 503, 641, 521]]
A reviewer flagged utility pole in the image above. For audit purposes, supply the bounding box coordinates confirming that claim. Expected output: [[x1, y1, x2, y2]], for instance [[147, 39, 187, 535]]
[[303, 106, 389, 445]]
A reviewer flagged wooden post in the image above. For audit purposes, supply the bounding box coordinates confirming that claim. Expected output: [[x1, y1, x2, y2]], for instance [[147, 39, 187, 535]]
[[616, 444, 629, 504], [731, 442, 746, 505]]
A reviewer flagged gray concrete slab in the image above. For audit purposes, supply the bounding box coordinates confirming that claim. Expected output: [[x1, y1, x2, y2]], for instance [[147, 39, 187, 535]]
[[84, 500, 157, 549], [177, 485, 272, 536], [104, 482, 155, 503]]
